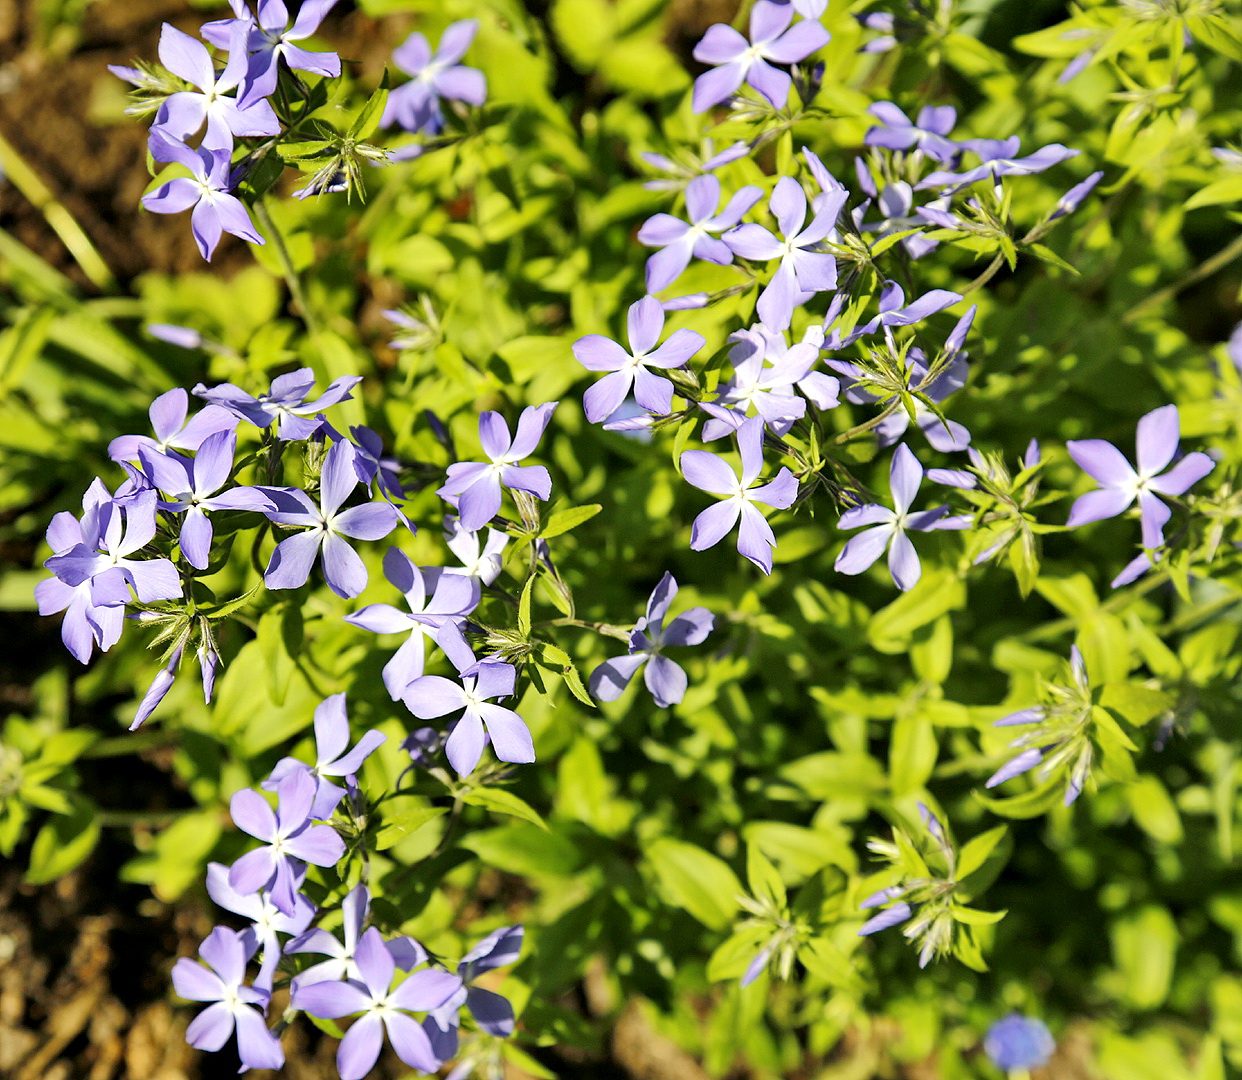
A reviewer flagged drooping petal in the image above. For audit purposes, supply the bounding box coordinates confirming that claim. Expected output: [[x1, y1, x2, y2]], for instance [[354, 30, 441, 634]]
[[1136, 490, 1172, 549], [234, 1007, 286, 1070], [583, 369, 635, 424], [185, 1001, 236, 1052], [465, 986, 516, 1037], [337, 1013, 386, 1080], [264, 529, 324, 591], [444, 712, 487, 776], [385, 1012, 442, 1073]]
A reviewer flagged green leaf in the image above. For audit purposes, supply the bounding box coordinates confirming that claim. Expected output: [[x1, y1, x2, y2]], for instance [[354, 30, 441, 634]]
[[25, 793, 100, 885], [868, 571, 966, 653], [646, 837, 743, 930], [461, 824, 585, 876], [540, 504, 602, 538], [374, 806, 447, 851], [746, 844, 786, 913], [1127, 775, 1183, 844], [1111, 904, 1177, 1009], [462, 786, 549, 830], [952, 905, 1007, 926], [706, 925, 771, 982], [350, 69, 390, 141], [956, 825, 1009, 879]]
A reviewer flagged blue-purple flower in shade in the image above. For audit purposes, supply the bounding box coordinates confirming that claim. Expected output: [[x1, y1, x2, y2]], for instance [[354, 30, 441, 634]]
[[851, 281, 964, 343], [1050, 170, 1104, 220], [228, 770, 346, 916], [171, 927, 285, 1070], [205, 862, 315, 993], [382, 20, 486, 135], [403, 635, 533, 777], [680, 416, 799, 575], [1066, 404, 1214, 548], [193, 367, 361, 439], [638, 139, 750, 192], [724, 176, 845, 330], [131, 644, 184, 731], [292, 927, 463, 1080], [345, 549, 480, 700], [108, 388, 236, 463], [918, 137, 1079, 192], [691, 0, 830, 113], [852, 172, 949, 260], [637, 176, 763, 293], [437, 402, 558, 531], [349, 425, 406, 502], [984, 1015, 1055, 1073], [202, 0, 341, 109], [142, 132, 265, 262], [589, 572, 714, 708], [287, 884, 426, 990], [152, 23, 279, 148], [44, 489, 182, 606], [263, 439, 400, 599], [835, 444, 963, 591], [424, 925, 523, 1060], [573, 298, 705, 424], [865, 102, 959, 163], [138, 431, 274, 570], [855, 10, 896, 52], [857, 899, 914, 936], [35, 483, 127, 663], [702, 325, 839, 441], [262, 694, 387, 819], [443, 519, 509, 586]]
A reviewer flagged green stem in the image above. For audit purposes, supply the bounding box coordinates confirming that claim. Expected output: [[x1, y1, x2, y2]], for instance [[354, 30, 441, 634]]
[[253, 198, 321, 338], [1123, 232, 1242, 324]]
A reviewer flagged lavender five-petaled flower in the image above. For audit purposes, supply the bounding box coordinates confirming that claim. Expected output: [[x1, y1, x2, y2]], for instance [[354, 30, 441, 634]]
[[984, 1015, 1056, 1073], [286, 883, 426, 990], [292, 926, 463, 1080], [680, 416, 799, 575], [835, 444, 963, 591], [589, 572, 714, 707], [403, 633, 533, 777], [424, 925, 523, 1061], [262, 693, 387, 819], [864, 102, 959, 163], [637, 175, 763, 292], [345, 548, 480, 700], [108, 388, 236, 463], [724, 175, 845, 330], [205, 862, 315, 993], [263, 439, 400, 599], [437, 402, 558, 531], [918, 137, 1079, 192], [193, 366, 361, 439], [139, 431, 274, 570], [382, 19, 486, 135], [1066, 404, 1214, 548], [202, 0, 341, 109], [171, 926, 285, 1070], [44, 488, 182, 606], [35, 481, 127, 663], [228, 769, 346, 917], [151, 23, 280, 148], [572, 298, 705, 424], [691, 0, 830, 113], [142, 132, 265, 262]]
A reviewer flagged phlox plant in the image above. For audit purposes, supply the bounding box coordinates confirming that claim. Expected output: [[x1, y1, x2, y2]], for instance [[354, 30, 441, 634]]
[[7, 0, 1242, 1077]]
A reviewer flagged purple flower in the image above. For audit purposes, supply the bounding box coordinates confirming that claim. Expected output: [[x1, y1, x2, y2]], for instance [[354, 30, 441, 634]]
[[287, 884, 426, 990], [918, 137, 1079, 192], [193, 366, 361, 439], [437, 402, 558, 531], [348, 425, 406, 502], [131, 644, 184, 731], [108, 388, 236, 463], [864, 102, 959, 163], [589, 572, 714, 707], [1050, 170, 1104, 220], [292, 927, 463, 1080], [263, 439, 400, 599], [35, 482, 127, 663], [638, 139, 750, 192], [573, 298, 705, 423], [424, 926, 523, 1060], [835, 444, 960, 591], [205, 862, 316, 993], [403, 637, 533, 777], [203, 0, 342, 109], [724, 176, 844, 329], [1066, 404, 1214, 548], [847, 280, 964, 342], [44, 489, 182, 607], [856, 10, 896, 52], [443, 519, 508, 585], [262, 694, 387, 819], [691, 1, 830, 113], [138, 431, 274, 570], [345, 549, 480, 700], [680, 416, 799, 574], [228, 769, 346, 916], [852, 174, 949, 260], [171, 927, 285, 1070], [142, 132, 265, 262], [382, 20, 486, 135], [857, 901, 913, 936], [637, 176, 763, 292], [984, 1015, 1055, 1072], [152, 23, 279, 148]]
